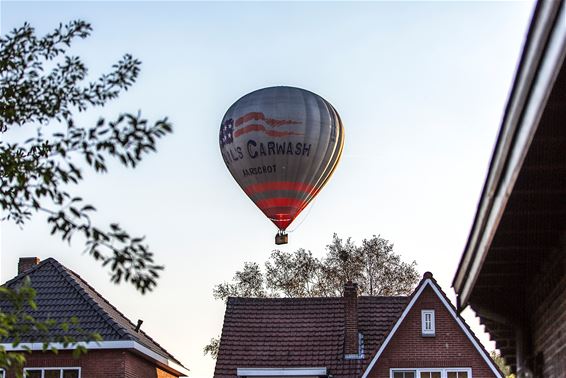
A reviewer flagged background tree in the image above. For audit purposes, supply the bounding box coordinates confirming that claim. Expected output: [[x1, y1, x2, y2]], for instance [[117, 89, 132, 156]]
[[490, 351, 515, 378], [213, 262, 266, 300], [0, 20, 171, 371], [205, 233, 419, 358]]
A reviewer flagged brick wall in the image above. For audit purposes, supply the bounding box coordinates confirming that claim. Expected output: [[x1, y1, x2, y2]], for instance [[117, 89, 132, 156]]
[[4, 349, 179, 378], [528, 247, 566, 377], [125, 350, 177, 378], [367, 285, 498, 378]]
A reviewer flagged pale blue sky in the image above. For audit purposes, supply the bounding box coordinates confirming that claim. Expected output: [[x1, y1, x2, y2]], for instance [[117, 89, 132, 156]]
[[1, 1, 534, 376]]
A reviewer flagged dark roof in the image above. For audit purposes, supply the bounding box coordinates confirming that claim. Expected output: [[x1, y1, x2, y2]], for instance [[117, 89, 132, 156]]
[[0, 258, 184, 367], [214, 295, 408, 377]]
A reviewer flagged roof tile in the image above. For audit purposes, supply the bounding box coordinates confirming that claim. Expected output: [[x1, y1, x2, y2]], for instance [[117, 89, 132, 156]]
[[0, 258, 185, 368]]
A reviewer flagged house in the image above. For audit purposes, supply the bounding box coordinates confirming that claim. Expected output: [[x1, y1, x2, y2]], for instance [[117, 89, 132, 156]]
[[0, 257, 189, 378], [214, 272, 502, 378], [452, 0, 566, 376]]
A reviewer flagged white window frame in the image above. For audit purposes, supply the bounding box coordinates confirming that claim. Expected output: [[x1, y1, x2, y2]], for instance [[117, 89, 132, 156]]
[[391, 368, 472, 378], [421, 309, 435, 336], [0, 368, 5, 378], [23, 367, 81, 378], [237, 368, 327, 376], [391, 371, 416, 378]]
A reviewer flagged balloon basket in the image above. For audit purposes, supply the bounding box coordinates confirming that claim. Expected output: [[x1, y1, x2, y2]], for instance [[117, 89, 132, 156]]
[[275, 232, 288, 245]]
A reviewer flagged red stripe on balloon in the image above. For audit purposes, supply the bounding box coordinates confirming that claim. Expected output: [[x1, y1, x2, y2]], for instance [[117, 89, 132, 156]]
[[244, 182, 316, 195], [234, 124, 265, 137], [256, 197, 308, 210], [235, 112, 301, 128], [234, 124, 303, 138]]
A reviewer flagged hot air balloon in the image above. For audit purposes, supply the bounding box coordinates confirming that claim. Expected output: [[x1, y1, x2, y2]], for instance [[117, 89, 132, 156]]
[[219, 86, 344, 244]]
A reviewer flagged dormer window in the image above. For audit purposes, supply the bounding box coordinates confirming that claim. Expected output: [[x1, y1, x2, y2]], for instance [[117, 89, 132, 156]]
[[421, 310, 435, 336]]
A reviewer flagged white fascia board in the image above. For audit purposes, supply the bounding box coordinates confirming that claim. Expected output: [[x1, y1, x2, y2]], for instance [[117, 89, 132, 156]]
[[361, 280, 503, 378], [132, 342, 190, 376], [237, 367, 327, 376], [0, 341, 189, 377], [428, 282, 503, 378], [453, 0, 566, 307], [360, 280, 429, 378]]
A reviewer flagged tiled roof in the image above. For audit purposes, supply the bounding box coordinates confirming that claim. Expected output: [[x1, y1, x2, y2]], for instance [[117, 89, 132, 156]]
[[214, 295, 408, 377], [0, 258, 184, 366]]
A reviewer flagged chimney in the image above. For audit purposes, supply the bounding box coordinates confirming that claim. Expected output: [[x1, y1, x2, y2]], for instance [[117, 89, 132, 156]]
[[344, 281, 359, 356], [18, 257, 40, 274]]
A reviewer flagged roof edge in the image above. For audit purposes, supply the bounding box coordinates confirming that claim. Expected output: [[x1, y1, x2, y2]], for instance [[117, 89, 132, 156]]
[[453, 0, 566, 306], [2, 257, 186, 368]]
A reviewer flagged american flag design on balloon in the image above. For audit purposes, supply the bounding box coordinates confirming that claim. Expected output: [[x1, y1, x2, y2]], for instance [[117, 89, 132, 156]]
[[220, 112, 303, 148], [219, 86, 344, 234]]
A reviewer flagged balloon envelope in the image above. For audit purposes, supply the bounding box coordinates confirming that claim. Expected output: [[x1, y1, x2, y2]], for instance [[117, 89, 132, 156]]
[[219, 86, 344, 231]]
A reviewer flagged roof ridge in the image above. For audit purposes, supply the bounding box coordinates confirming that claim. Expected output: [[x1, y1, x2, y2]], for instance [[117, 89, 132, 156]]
[[57, 262, 182, 365], [46, 259, 130, 340], [1, 258, 51, 287], [227, 295, 409, 301]]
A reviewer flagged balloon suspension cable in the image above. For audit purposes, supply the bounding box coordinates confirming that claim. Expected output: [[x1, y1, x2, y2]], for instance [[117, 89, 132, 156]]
[[286, 197, 317, 233], [275, 230, 288, 245]]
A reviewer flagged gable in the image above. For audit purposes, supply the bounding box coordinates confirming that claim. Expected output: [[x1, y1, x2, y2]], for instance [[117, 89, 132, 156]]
[[0, 258, 188, 376], [362, 280, 502, 378]]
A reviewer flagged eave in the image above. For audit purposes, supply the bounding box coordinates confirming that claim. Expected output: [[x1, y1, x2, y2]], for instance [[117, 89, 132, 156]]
[[453, 0, 566, 308]]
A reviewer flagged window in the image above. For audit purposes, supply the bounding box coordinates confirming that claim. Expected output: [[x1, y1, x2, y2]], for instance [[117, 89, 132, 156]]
[[1, 369, 5, 378], [393, 371, 415, 378], [421, 310, 435, 336], [24, 368, 80, 378], [420, 371, 441, 378], [447, 372, 468, 378], [391, 369, 471, 378]]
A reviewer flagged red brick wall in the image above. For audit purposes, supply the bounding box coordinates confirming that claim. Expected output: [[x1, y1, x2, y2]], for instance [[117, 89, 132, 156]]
[[367, 285, 498, 378], [4, 349, 179, 378], [125, 350, 177, 378], [528, 248, 566, 377]]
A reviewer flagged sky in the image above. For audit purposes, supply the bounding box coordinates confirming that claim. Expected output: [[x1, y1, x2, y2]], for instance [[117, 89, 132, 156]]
[[1, 1, 535, 376]]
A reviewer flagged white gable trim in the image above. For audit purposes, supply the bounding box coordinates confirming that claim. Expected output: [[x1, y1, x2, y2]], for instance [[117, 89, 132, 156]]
[[0, 340, 189, 376], [360, 280, 429, 378], [361, 279, 503, 378], [237, 367, 327, 376], [428, 283, 502, 378]]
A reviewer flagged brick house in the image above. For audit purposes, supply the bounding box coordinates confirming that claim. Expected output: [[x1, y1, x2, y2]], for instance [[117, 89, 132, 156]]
[[452, 0, 566, 376], [0, 257, 189, 378], [214, 272, 502, 378]]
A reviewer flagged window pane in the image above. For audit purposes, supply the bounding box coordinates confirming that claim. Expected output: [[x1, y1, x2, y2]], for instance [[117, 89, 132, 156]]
[[420, 373, 430, 378], [448, 373, 457, 378], [431, 373, 441, 378], [63, 370, 79, 378], [458, 373, 468, 378], [45, 370, 60, 378], [25, 371, 42, 378], [394, 372, 415, 378]]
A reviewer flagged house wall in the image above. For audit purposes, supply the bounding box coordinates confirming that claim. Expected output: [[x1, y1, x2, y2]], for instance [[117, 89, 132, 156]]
[[528, 247, 566, 377], [4, 349, 178, 378], [367, 286, 497, 378], [125, 350, 177, 378]]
